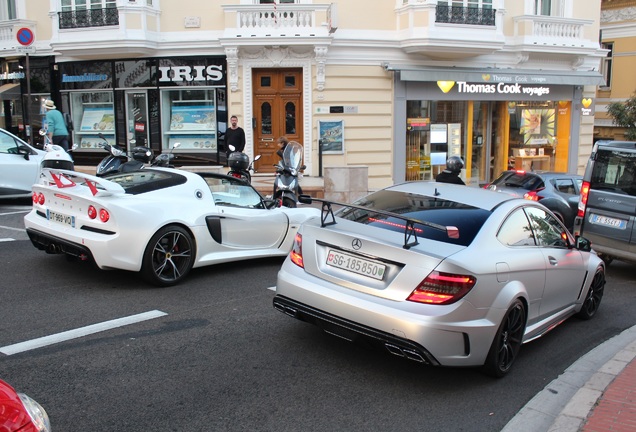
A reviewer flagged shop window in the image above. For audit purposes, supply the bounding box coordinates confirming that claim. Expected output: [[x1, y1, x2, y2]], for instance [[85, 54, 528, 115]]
[[601, 42, 613, 89], [69, 91, 114, 150], [161, 89, 217, 152]]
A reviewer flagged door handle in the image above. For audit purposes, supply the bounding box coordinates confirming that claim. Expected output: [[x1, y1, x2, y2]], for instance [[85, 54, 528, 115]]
[[548, 256, 558, 266]]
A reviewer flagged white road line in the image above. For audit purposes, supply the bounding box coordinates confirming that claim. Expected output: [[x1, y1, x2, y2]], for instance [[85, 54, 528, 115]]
[[0, 238, 16, 242], [267, 286, 276, 292], [0, 210, 31, 216], [0, 310, 168, 356], [0, 224, 26, 232]]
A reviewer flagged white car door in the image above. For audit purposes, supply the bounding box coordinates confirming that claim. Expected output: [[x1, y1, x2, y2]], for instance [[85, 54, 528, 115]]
[[207, 178, 288, 249], [0, 130, 42, 197]]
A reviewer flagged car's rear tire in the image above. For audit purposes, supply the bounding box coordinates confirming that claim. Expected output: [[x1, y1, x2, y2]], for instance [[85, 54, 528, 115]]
[[576, 267, 605, 320], [483, 299, 526, 378], [141, 225, 195, 287]]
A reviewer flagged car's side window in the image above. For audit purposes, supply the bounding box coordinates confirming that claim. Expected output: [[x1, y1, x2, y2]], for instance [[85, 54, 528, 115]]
[[497, 208, 536, 247], [205, 177, 263, 208], [0, 131, 19, 154], [553, 178, 575, 194], [524, 206, 568, 248]]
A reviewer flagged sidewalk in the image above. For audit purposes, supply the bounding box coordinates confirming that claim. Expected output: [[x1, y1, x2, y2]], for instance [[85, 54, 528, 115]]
[[502, 324, 636, 432]]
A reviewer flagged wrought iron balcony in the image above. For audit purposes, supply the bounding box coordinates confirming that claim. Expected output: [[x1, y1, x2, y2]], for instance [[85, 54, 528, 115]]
[[435, 5, 496, 26], [58, 7, 119, 29]]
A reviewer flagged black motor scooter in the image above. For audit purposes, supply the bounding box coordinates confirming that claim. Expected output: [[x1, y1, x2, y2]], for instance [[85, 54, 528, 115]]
[[95, 134, 152, 177], [272, 140, 305, 208], [227, 145, 261, 183]]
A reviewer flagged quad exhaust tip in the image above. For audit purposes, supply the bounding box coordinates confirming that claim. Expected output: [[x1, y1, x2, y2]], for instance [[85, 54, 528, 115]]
[[385, 343, 427, 363]]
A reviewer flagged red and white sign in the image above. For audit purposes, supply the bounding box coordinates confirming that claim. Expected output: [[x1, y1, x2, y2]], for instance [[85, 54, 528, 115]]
[[16, 27, 35, 46]]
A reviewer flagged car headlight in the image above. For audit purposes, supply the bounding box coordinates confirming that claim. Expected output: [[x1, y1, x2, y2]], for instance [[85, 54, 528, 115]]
[[18, 392, 52, 432]]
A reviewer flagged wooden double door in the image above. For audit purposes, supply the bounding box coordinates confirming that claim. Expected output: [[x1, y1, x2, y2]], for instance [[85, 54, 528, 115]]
[[253, 68, 303, 173]]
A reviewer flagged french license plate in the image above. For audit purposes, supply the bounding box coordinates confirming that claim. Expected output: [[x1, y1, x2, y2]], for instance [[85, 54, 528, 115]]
[[589, 214, 627, 230], [47, 210, 75, 228], [326, 249, 386, 280]]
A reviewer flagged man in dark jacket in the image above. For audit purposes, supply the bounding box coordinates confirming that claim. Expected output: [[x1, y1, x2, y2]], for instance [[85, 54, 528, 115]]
[[436, 155, 466, 185], [225, 115, 246, 163]]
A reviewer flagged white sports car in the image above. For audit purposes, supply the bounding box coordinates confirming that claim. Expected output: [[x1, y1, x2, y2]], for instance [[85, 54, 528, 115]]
[[0, 128, 45, 199], [24, 168, 320, 286]]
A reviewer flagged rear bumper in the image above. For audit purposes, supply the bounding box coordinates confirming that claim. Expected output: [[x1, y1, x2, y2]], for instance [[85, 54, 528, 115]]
[[27, 228, 94, 261], [274, 294, 441, 365]]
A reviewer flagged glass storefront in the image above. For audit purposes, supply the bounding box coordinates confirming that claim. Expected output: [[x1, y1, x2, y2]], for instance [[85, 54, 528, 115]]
[[404, 97, 573, 185], [57, 56, 226, 164]]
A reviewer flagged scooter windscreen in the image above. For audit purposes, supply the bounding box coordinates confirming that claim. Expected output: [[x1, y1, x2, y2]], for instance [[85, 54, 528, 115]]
[[282, 141, 303, 171]]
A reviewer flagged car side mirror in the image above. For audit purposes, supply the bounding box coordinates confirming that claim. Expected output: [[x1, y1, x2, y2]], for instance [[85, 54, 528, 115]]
[[575, 235, 592, 252], [17, 147, 30, 160], [262, 198, 279, 209]]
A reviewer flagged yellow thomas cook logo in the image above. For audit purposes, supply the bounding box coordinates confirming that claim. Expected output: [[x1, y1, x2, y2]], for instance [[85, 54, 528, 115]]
[[482, 74, 491, 81], [437, 81, 455, 93], [582, 98, 593, 108]]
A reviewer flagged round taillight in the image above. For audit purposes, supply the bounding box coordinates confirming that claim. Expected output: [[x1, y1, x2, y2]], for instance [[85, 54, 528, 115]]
[[32, 192, 38, 203], [99, 209, 110, 223], [88, 205, 97, 219], [37, 193, 45, 205]]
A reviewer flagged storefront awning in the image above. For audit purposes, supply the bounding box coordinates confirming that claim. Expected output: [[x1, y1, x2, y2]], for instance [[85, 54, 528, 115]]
[[0, 83, 21, 100], [383, 64, 605, 86]]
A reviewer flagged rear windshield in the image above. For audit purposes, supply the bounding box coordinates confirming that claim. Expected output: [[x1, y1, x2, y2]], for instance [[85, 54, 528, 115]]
[[591, 148, 636, 196], [336, 190, 491, 247], [103, 170, 187, 194], [493, 172, 543, 190]]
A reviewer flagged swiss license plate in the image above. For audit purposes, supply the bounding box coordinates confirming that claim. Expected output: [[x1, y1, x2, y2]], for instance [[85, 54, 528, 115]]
[[47, 210, 75, 228], [589, 214, 627, 230], [326, 249, 386, 280]]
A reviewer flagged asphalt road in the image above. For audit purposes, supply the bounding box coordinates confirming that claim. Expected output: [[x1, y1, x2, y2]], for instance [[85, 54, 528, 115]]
[[1, 199, 635, 432]]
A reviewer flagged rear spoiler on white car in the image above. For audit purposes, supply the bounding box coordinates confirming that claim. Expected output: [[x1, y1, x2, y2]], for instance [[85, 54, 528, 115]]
[[40, 168, 126, 197], [298, 195, 459, 250]]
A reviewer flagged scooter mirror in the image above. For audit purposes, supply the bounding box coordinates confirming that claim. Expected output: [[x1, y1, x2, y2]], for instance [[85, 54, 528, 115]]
[[173, 142, 181, 149], [38, 129, 47, 136], [228, 144, 236, 152], [254, 154, 262, 161], [130, 139, 136, 145]]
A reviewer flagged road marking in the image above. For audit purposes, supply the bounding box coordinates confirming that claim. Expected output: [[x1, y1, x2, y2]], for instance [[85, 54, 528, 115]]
[[0, 310, 168, 356], [0, 238, 16, 242], [268, 286, 276, 292], [0, 209, 31, 216], [0, 224, 26, 232]]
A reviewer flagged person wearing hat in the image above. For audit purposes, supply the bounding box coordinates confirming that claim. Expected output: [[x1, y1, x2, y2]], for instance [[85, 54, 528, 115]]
[[44, 99, 70, 152]]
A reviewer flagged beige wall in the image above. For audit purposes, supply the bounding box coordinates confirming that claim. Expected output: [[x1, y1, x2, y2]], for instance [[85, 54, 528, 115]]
[[313, 65, 394, 190], [160, 0, 225, 32]]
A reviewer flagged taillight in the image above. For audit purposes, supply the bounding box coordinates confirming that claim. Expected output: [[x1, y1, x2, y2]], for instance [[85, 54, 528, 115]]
[[88, 205, 97, 219], [578, 181, 590, 218], [523, 190, 540, 201], [99, 208, 110, 223], [407, 271, 476, 305], [289, 233, 304, 268], [32, 192, 38, 204], [37, 193, 45, 205]]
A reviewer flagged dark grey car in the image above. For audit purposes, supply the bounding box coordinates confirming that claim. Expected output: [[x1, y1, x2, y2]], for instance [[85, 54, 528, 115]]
[[486, 170, 582, 231], [573, 141, 636, 265]]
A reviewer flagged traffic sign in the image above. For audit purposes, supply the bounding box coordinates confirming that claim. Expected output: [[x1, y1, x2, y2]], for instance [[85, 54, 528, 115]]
[[16, 46, 36, 54], [16, 27, 34, 46]]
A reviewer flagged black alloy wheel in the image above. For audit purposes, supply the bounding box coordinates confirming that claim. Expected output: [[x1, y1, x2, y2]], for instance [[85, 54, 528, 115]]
[[483, 299, 526, 378], [576, 267, 605, 320], [141, 225, 195, 287]]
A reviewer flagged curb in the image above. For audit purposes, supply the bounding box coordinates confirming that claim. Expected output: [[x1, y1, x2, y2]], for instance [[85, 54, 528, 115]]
[[501, 325, 636, 432]]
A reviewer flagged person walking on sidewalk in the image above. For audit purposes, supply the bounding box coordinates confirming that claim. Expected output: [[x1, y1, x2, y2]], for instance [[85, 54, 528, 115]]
[[44, 99, 70, 152]]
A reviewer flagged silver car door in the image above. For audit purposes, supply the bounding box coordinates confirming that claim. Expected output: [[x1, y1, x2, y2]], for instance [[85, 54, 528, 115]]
[[525, 206, 585, 318]]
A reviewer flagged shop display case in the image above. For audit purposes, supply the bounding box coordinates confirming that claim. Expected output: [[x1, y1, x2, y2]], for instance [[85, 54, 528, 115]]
[[69, 93, 115, 150], [161, 90, 217, 151]]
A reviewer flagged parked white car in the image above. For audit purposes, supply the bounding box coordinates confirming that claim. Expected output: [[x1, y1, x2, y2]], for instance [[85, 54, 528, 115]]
[[0, 128, 45, 199], [25, 168, 320, 286]]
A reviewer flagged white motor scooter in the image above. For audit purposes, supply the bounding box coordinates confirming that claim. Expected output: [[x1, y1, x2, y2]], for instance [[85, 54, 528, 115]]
[[39, 128, 75, 171]]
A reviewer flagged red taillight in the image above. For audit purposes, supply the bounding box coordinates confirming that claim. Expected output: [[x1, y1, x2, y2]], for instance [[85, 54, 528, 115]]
[[407, 271, 476, 305], [523, 190, 540, 201], [88, 205, 97, 219], [230, 172, 241, 178], [578, 181, 590, 218], [99, 208, 110, 223], [289, 233, 304, 268], [37, 193, 45, 205], [32, 192, 38, 204]]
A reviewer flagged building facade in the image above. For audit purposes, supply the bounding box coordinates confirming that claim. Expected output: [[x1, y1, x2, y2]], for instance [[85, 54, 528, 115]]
[[595, 0, 636, 142], [0, 0, 604, 188]]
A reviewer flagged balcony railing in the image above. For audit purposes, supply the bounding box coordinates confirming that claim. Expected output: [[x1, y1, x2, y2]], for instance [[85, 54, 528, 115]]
[[435, 5, 496, 26], [58, 7, 119, 29]]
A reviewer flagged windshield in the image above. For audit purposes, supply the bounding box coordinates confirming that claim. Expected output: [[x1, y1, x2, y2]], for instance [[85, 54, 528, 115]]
[[282, 141, 303, 171], [336, 190, 492, 247], [591, 148, 636, 196]]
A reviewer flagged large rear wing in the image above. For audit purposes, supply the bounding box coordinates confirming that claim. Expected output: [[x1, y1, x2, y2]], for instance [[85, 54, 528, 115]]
[[39, 168, 126, 197], [298, 195, 459, 250]]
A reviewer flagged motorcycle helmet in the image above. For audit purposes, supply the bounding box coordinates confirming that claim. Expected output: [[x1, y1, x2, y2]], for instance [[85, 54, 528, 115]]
[[446, 156, 464, 172]]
